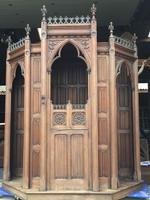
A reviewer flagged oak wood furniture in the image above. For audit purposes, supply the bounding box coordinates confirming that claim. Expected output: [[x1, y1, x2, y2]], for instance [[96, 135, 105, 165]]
[[3, 4, 142, 200]]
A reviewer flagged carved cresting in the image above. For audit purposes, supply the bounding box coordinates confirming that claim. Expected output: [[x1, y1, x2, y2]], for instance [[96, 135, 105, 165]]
[[108, 21, 135, 50], [51, 101, 88, 129], [114, 36, 134, 50], [9, 38, 25, 52], [48, 15, 91, 24], [47, 4, 93, 70], [6, 36, 12, 51]]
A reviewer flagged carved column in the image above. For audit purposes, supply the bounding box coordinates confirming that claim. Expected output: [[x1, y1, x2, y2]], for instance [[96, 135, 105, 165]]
[[132, 35, 141, 181], [109, 23, 118, 189], [91, 4, 99, 191], [3, 49, 12, 181], [23, 24, 31, 188], [40, 5, 47, 190]]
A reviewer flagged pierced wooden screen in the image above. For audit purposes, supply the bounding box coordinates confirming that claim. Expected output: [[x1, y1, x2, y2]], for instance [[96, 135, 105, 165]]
[[117, 65, 134, 179], [51, 44, 88, 105]]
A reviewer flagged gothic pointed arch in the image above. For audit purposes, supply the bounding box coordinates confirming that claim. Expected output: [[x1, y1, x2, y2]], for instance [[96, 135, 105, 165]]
[[116, 62, 134, 180], [48, 39, 91, 73], [51, 43, 88, 104]]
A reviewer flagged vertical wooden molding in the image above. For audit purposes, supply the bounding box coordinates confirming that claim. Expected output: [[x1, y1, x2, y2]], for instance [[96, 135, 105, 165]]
[[23, 29, 31, 188], [3, 49, 12, 181], [40, 14, 47, 191], [91, 16, 99, 191], [109, 31, 118, 189], [133, 40, 141, 181]]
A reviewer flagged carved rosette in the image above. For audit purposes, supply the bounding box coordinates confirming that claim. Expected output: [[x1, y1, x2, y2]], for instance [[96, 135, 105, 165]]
[[72, 112, 86, 126], [53, 112, 66, 126]]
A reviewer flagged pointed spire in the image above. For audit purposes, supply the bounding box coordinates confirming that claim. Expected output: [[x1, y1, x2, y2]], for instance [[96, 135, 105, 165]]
[[91, 3, 96, 20], [25, 24, 31, 39], [108, 22, 114, 37], [41, 5, 47, 22]]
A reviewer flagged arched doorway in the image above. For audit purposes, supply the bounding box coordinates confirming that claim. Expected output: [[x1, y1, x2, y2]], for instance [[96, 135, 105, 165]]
[[48, 43, 90, 190], [10, 65, 24, 178], [51, 43, 88, 105], [117, 63, 134, 180]]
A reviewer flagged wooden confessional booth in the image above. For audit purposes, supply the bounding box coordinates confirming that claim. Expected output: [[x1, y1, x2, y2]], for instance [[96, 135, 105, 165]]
[[3, 5, 142, 200]]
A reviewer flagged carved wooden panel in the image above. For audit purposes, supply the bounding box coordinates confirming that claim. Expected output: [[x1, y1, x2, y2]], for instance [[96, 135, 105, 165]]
[[33, 58, 41, 83], [98, 118, 108, 145], [32, 119, 40, 145], [33, 89, 41, 114], [30, 56, 41, 185], [97, 55, 110, 188], [117, 65, 134, 179], [97, 56, 107, 83], [98, 87, 107, 113], [71, 134, 84, 178], [54, 134, 68, 178], [50, 102, 88, 129], [49, 129, 88, 190], [32, 148, 40, 178]]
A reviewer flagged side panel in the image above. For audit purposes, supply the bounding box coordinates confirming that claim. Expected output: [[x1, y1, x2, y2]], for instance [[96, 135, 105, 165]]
[[11, 82, 24, 177], [30, 55, 41, 187], [97, 55, 110, 189]]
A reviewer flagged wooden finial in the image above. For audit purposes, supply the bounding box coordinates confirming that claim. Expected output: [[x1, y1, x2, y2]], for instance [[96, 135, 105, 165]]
[[91, 3, 96, 20], [41, 5, 47, 22], [132, 33, 137, 44], [108, 22, 114, 37], [25, 24, 31, 39]]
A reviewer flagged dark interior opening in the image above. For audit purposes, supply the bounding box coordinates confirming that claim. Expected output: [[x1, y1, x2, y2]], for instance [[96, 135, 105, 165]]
[[10, 66, 24, 178]]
